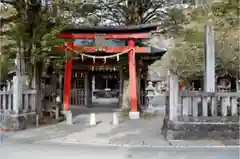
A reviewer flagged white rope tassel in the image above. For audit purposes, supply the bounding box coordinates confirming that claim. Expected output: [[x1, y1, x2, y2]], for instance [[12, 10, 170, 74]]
[[64, 46, 135, 61], [81, 54, 84, 61], [117, 54, 119, 61], [92, 66, 94, 71], [104, 57, 106, 63], [93, 56, 95, 64]]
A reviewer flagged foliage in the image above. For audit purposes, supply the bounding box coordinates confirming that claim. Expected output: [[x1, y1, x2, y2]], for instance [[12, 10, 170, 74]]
[[0, 0, 100, 78], [164, 30, 204, 81], [158, 0, 240, 83], [213, 0, 240, 75], [160, 7, 189, 37], [0, 55, 11, 81], [0, 0, 100, 117]]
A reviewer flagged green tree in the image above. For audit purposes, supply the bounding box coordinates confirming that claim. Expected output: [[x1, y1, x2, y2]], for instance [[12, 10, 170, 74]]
[[0, 55, 11, 82], [0, 0, 98, 116], [157, 0, 240, 86], [0, 0, 64, 116]]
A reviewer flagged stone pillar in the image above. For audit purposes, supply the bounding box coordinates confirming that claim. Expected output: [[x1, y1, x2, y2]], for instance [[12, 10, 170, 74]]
[[12, 76, 23, 114], [5, 75, 27, 130], [204, 25, 216, 92], [203, 25, 216, 116], [168, 71, 179, 121]]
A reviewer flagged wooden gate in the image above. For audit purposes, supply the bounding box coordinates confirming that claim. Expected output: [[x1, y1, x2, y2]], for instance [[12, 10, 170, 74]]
[[70, 71, 86, 106]]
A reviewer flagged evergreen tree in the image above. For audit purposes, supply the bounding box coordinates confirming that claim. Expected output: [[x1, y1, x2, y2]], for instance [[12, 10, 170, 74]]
[[0, 0, 98, 115]]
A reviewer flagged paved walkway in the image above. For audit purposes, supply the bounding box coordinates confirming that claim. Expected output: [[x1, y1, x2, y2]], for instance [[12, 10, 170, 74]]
[[2, 109, 239, 147]]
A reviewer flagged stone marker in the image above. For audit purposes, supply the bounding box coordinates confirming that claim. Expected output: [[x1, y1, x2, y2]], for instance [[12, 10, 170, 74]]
[[112, 112, 119, 125], [66, 111, 73, 125], [89, 113, 96, 126]]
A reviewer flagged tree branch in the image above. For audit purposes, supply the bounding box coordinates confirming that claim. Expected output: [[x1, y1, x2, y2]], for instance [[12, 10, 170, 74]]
[[97, 1, 125, 25], [0, 15, 18, 28]]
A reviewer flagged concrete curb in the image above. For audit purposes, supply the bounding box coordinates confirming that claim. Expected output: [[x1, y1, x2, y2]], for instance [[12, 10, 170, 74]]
[[34, 140, 240, 149], [3, 136, 240, 149]]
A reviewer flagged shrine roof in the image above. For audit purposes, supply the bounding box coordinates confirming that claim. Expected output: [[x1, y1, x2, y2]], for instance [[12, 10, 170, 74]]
[[61, 23, 160, 34]]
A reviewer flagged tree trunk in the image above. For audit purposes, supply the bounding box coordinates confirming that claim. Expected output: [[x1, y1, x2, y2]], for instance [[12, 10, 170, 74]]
[[31, 62, 43, 117]]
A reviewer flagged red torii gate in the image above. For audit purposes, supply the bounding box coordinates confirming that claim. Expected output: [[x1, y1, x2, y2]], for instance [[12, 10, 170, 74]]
[[56, 24, 166, 119]]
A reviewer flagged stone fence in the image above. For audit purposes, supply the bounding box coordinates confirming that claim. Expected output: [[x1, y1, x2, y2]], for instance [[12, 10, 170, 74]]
[[0, 88, 36, 113], [162, 74, 240, 140], [0, 76, 37, 130]]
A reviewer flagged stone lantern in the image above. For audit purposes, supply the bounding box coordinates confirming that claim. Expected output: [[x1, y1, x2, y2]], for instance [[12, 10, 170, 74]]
[[145, 81, 155, 109]]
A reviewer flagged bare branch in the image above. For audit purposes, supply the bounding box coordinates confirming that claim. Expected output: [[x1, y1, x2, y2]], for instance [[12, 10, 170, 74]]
[[142, 9, 164, 23]]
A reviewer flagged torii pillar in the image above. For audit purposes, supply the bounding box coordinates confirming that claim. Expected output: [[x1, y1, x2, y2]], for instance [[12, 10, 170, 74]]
[[128, 39, 140, 119], [63, 42, 73, 124]]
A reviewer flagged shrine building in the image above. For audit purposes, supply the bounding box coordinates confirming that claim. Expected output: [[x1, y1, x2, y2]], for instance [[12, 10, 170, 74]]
[[56, 24, 167, 119]]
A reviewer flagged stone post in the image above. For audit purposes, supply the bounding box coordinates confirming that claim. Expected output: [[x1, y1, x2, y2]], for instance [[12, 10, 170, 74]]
[[12, 76, 23, 114], [204, 25, 216, 92], [168, 71, 179, 121], [203, 25, 216, 116]]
